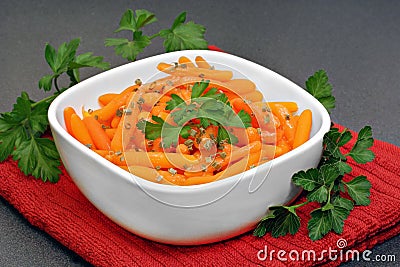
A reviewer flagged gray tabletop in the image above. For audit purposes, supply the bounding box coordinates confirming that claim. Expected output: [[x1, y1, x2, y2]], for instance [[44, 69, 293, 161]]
[[1, 1, 399, 266]]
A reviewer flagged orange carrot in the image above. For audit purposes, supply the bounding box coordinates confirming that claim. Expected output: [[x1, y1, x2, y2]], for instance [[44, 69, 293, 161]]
[[91, 92, 131, 122], [111, 115, 124, 152], [231, 98, 253, 115], [70, 114, 96, 149], [83, 116, 111, 150], [246, 127, 261, 143], [178, 56, 195, 67], [224, 79, 256, 94], [157, 62, 174, 71], [105, 128, 117, 139], [93, 149, 111, 157], [183, 175, 219, 186], [111, 115, 121, 129], [293, 109, 312, 149], [242, 90, 263, 102], [63, 107, 77, 136], [98, 93, 118, 106], [195, 56, 211, 69]]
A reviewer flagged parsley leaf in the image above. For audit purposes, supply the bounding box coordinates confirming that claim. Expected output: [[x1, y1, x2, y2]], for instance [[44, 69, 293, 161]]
[[105, 33, 151, 61], [254, 70, 375, 241], [0, 92, 61, 182], [348, 126, 375, 164], [217, 126, 238, 145], [344, 175, 371, 206], [159, 12, 208, 52], [254, 206, 301, 238], [237, 110, 252, 128], [305, 70, 336, 113], [191, 80, 210, 99], [136, 116, 191, 148], [166, 94, 185, 111], [40, 38, 109, 92], [308, 204, 351, 240], [12, 137, 61, 182]]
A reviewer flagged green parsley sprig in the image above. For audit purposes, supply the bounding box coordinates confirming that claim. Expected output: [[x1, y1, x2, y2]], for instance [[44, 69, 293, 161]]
[[254, 70, 375, 241], [0, 39, 109, 182], [105, 9, 208, 61], [1, 8, 207, 182], [136, 80, 252, 147]]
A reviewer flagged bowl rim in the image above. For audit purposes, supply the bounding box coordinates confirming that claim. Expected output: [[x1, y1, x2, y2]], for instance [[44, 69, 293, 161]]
[[48, 50, 331, 194]]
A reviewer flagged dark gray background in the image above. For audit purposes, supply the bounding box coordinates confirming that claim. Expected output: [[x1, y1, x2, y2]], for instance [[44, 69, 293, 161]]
[[0, 1, 399, 266]]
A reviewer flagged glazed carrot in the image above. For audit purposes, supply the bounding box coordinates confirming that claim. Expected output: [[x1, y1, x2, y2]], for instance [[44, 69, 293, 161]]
[[246, 127, 261, 143], [159, 95, 172, 103], [105, 153, 127, 166], [183, 175, 219, 186], [178, 56, 195, 67], [229, 141, 262, 163], [224, 79, 256, 94], [83, 116, 111, 150], [268, 102, 298, 113], [63, 107, 77, 135], [183, 170, 213, 177], [91, 92, 131, 122], [124, 151, 198, 169], [93, 149, 110, 157], [157, 170, 186, 185], [105, 128, 117, 139], [141, 92, 162, 111], [195, 56, 211, 69], [128, 166, 164, 183], [111, 115, 124, 152], [98, 93, 118, 106], [293, 109, 312, 149], [70, 114, 96, 149], [219, 157, 248, 179], [111, 115, 121, 129], [231, 98, 253, 116], [242, 90, 263, 102], [178, 144, 190, 155], [261, 145, 276, 160], [157, 62, 174, 71], [159, 66, 233, 82], [81, 106, 91, 118]]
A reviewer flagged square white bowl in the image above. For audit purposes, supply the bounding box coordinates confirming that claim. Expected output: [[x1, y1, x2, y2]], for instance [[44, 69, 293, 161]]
[[48, 50, 330, 245]]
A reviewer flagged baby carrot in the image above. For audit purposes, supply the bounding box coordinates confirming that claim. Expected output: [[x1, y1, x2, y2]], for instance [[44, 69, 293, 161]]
[[91, 92, 131, 122], [195, 56, 211, 69], [267, 102, 298, 113], [63, 107, 77, 136], [98, 93, 118, 106], [105, 128, 117, 139], [224, 79, 256, 94], [70, 114, 96, 149], [178, 56, 195, 67], [293, 109, 312, 149], [111, 115, 121, 129], [83, 116, 111, 150], [242, 90, 263, 102], [93, 149, 111, 157], [157, 62, 174, 71], [182, 175, 219, 186]]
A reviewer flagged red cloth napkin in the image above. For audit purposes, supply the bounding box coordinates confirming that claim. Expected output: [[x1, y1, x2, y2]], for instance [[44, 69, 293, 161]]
[[1, 123, 399, 266]]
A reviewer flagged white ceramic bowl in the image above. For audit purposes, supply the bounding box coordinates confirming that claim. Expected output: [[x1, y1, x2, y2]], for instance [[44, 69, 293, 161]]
[[48, 50, 330, 245]]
